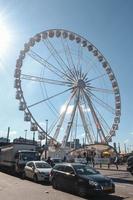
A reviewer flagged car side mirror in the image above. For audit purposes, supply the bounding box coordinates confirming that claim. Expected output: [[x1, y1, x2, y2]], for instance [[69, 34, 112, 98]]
[[70, 171, 75, 176], [32, 166, 35, 171]]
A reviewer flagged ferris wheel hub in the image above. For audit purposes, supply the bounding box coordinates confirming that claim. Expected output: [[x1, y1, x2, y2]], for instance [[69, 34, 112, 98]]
[[76, 79, 86, 89]]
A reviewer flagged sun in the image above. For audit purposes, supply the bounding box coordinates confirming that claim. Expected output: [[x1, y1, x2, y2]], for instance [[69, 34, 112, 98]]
[[0, 24, 11, 54]]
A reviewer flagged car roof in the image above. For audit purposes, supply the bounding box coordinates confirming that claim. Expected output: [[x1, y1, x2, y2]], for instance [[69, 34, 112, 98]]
[[53, 162, 86, 167], [18, 150, 37, 153], [27, 160, 48, 164]]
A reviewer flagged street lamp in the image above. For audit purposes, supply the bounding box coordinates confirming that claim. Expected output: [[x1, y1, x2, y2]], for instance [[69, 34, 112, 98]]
[[25, 129, 27, 141], [124, 143, 127, 154], [45, 119, 48, 159], [33, 131, 35, 144]]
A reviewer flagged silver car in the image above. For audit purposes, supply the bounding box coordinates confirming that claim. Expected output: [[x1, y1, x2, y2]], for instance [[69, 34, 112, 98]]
[[24, 161, 52, 182]]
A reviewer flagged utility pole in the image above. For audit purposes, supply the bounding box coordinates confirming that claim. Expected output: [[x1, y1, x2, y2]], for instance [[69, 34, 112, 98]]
[[7, 127, 10, 142]]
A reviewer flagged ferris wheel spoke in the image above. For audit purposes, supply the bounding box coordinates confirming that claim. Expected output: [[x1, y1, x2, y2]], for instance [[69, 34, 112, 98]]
[[83, 90, 108, 143], [87, 73, 107, 82], [63, 39, 79, 79], [84, 90, 116, 143], [43, 38, 76, 82], [81, 93, 96, 141], [39, 71, 63, 116], [61, 89, 80, 148], [53, 88, 77, 140], [40, 82, 60, 116], [87, 86, 114, 94], [21, 73, 72, 86], [28, 87, 74, 108], [42, 39, 67, 73], [91, 95, 115, 114], [61, 37, 78, 80], [83, 58, 97, 77], [78, 103, 94, 144], [93, 104, 111, 133], [77, 44, 82, 72], [85, 88, 115, 114], [28, 50, 73, 81], [48, 116, 61, 136]]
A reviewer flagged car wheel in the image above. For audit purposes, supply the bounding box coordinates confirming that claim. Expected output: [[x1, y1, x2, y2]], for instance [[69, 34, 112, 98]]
[[77, 185, 87, 197], [33, 174, 38, 182], [52, 178, 59, 189]]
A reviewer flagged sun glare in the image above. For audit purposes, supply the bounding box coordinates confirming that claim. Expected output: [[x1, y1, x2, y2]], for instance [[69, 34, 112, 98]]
[[60, 104, 74, 115], [60, 104, 90, 115], [0, 24, 11, 54]]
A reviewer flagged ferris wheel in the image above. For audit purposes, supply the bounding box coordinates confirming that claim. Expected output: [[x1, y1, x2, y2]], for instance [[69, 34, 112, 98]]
[[14, 29, 121, 148]]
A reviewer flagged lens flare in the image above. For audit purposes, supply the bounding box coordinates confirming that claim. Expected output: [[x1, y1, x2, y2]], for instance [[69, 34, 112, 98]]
[[0, 24, 11, 54]]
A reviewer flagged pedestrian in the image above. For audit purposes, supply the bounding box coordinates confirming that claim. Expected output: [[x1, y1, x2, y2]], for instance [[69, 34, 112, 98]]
[[91, 156, 95, 167], [108, 156, 111, 169], [46, 156, 53, 166], [114, 155, 119, 170], [63, 155, 67, 162]]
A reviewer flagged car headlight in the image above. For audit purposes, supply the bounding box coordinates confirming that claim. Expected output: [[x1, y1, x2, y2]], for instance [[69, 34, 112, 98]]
[[110, 179, 114, 184], [89, 180, 98, 186]]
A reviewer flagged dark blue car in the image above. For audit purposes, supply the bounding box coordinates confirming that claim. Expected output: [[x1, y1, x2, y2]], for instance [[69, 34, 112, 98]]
[[50, 163, 115, 197]]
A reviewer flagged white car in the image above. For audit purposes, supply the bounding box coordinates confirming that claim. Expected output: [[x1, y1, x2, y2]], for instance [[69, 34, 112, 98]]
[[24, 161, 52, 182]]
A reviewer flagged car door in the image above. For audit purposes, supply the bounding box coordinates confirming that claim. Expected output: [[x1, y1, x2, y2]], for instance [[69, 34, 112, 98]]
[[54, 165, 66, 188], [63, 166, 76, 192], [25, 162, 34, 179], [25, 162, 32, 178]]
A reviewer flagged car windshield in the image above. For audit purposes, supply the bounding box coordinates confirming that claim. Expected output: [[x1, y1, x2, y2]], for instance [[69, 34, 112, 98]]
[[35, 162, 51, 169], [74, 165, 99, 175], [20, 152, 39, 161]]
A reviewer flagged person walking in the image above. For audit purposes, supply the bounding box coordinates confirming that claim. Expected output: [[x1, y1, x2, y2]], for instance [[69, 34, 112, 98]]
[[114, 155, 119, 170], [46, 156, 53, 166]]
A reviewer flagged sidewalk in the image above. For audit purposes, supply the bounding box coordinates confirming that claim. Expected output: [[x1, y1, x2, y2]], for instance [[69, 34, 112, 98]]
[[95, 164, 133, 184], [94, 164, 127, 172]]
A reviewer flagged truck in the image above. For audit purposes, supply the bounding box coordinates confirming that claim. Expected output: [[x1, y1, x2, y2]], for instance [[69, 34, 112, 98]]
[[0, 142, 39, 175]]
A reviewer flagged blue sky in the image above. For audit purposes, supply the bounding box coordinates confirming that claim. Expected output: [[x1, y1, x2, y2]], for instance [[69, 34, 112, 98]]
[[0, 0, 133, 152]]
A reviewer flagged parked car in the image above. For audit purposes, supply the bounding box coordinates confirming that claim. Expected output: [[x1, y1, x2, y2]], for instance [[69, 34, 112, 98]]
[[24, 161, 52, 182], [50, 163, 115, 197], [127, 156, 133, 175]]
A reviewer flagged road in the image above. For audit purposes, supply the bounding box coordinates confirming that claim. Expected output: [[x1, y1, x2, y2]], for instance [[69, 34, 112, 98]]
[[0, 169, 133, 200]]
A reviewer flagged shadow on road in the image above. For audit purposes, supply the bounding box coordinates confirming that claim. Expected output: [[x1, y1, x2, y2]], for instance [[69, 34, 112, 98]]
[[112, 177, 133, 185], [88, 194, 126, 200], [0, 169, 52, 185]]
